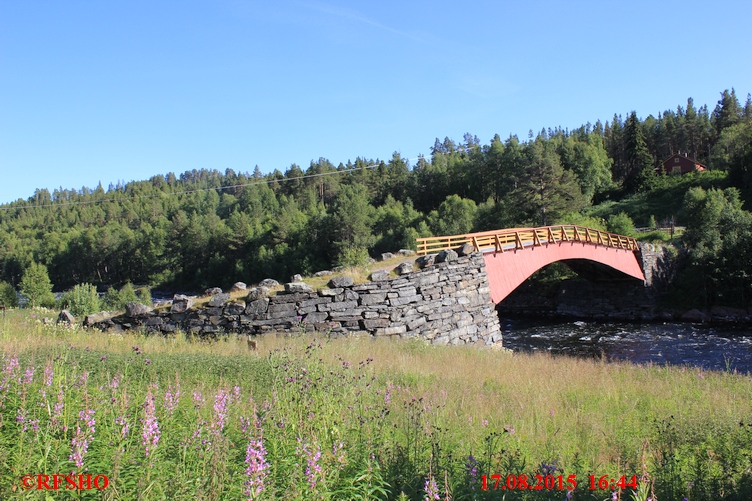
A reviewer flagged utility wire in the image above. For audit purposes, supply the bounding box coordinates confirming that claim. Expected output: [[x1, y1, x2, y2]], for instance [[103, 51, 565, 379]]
[[0, 157, 422, 212]]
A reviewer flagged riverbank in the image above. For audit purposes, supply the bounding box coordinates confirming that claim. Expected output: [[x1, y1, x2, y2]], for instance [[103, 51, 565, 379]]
[[2, 308, 752, 500], [498, 277, 752, 326]]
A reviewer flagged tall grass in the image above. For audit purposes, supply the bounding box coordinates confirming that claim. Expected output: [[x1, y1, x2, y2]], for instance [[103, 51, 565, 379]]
[[1, 308, 752, 500]]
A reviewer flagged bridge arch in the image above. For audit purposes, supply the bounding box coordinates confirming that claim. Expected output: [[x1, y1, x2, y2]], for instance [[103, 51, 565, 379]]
[[417, 226, 646, 304]]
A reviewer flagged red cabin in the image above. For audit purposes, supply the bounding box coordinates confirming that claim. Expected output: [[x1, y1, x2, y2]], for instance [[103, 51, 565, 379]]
[[661, 153, 707, 175]]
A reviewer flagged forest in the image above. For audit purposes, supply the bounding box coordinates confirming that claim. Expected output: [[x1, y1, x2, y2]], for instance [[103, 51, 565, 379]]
[[1, 88, 751, 308]]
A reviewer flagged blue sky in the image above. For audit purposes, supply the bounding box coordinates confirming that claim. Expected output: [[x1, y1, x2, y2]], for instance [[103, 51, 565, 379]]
[[1, 0, 750, 204]]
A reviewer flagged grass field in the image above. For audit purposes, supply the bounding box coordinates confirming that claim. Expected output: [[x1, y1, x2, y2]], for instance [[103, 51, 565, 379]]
[[1, 307, 751, 500]]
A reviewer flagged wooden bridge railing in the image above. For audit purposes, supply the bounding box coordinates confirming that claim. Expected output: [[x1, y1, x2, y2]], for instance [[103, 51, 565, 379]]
[[415, 226, 640, 256]]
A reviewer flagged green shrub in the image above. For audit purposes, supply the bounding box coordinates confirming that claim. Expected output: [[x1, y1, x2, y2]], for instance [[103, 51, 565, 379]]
[[0, 281, 18, 308], [336, 246, 371, 267], [102, 282, 139, 310], [606, 212, 635, 236], [136, 286, 152, 307], [20, 262, 55, 308], [59, 283, 101, 317]]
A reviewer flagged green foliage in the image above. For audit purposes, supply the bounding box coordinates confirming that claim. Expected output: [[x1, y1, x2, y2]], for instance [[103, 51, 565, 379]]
[[0, 281, 18, 308], [606, 212, 635, 236], [136, 285, 152, 307], [673, 186, 752, 307], [427, 195, 477, 235], [59, 283, 101, 317], [19, 262, 55, 308], [335, 246, 371, 268], [102, 282, 140, 310], [0, 88, 747, 293]]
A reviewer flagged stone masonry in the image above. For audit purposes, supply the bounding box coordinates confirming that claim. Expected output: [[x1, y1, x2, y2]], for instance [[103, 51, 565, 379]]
[[96, 252, 503, 347]]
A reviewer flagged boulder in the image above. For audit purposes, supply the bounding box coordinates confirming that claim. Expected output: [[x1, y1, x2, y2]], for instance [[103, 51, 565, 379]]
[[328, 276, 354, 288], [710, 306, 748, 320], [208, 293, 231, 307], [397, 249, 416, 256], [436, 249, 458, 263], [246, 286, 271, 301], [285, 282, 313, 293], [415, 254, 436, 268], [84, 311, 113, 327], [245, 298, 269, 315], [370, 270, 390, 282], [259, 279, 279, 287], [291, 274, 304, 282], [225, 302, 246, 315], [681, 308, 709, 323], [395, 262, 413, 275], [204, 287, 223, 296], [170, 296, 193, 313], [230, 282, 247, 292], [380, 252, 395, 261], [314, 270, 334, 277], [457, 243, 476, 256], [125, 302, 153, 317], [57, 310, 75, 324]]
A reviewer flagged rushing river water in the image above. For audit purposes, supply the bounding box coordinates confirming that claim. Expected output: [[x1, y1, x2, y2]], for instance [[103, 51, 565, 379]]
[[499, 316, 752, 374]]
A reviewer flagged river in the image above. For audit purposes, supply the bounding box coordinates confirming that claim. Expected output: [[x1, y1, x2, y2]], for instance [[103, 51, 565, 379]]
[[499, 316, 752, 374]]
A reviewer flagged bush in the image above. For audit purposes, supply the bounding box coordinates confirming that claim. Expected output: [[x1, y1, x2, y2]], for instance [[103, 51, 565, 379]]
[[102, 282, 139, 310], [606, 212, 635, 236], [0, 281, 18, 308], [336, 246, 371, 267], [136, 286, 152, 307], [20, 262, 55, 308], [59, 283, 100, 317]]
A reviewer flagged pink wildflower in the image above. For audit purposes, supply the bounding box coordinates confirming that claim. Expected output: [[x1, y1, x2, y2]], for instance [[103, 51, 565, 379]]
[[69, 409, 96, 468], [142, 384, 160, 457]]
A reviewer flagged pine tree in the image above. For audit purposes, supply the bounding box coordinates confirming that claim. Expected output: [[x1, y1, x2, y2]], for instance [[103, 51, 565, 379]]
[[623, 112, 654, 192], [20, 262, 55, 308]]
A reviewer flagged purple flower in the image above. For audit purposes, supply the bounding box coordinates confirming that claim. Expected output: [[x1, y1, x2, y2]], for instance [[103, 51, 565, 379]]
[[466, 455, 478, 488], [51, 388, 65, 429], [115, 416, 130, 439], [193, 390, 205, 409], [163, 383, 181, 416], [142, 384, 160, 457], [212, 389, 229, 434], [423, 474, 440, 501], [69, 409, 96, 468], [44, 362, 54, 386], [299, 440, 322, 490], [243, 420, 269, 499], [21, 366, 35, 385]]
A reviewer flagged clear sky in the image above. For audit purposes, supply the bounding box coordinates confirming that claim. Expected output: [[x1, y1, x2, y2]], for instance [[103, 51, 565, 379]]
[[1, 0, 750, 204]]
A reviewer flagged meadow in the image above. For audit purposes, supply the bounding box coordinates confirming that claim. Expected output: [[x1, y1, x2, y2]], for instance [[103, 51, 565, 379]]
[[1, 307, 751, 500]]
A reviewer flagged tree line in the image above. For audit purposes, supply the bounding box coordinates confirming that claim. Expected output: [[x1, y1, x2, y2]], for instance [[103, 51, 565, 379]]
[[0, 88, 751, 307]]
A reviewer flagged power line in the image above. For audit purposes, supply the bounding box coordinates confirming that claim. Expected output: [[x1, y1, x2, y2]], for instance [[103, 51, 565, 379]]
[[0, 157, 420, 212]]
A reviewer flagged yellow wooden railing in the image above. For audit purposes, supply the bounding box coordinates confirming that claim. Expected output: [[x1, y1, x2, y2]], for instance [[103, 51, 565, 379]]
[[415, 226, 640, 256]]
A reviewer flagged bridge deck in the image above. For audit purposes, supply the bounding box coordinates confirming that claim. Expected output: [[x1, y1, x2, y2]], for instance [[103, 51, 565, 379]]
[[416, 225, 639, 256]]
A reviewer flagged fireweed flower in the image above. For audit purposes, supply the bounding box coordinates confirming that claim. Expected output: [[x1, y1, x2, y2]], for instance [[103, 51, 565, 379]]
[[69, 409, 96, 468], [22, 365, 35, 385], [212, 389, 230, 434], [193, 390, 205, 409], [424, 474, 440, 501], [243, 418, 269, 499], [115, 416, 130, 439], [142, 384, 160, 457], [51, 387, 65, 430], [163, 383, 181, 416], [298, 439, 322, 490]]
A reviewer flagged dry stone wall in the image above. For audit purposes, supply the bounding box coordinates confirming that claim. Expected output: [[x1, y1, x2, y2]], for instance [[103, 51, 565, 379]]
[[98, 253, 502, 346]]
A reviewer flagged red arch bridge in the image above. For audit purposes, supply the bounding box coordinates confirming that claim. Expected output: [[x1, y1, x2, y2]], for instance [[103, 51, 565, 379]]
[[416, 226, 646, 304]]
